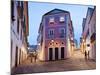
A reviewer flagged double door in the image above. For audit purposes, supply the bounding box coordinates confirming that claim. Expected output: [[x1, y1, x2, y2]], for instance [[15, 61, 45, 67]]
[[49, 47, 65, 60]]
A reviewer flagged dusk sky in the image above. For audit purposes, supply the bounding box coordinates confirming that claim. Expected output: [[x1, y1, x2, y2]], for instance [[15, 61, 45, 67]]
[[28, 2, 94, 47]]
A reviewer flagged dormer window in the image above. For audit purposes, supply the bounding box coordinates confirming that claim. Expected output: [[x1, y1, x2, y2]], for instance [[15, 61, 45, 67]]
[[60, 16, 65, 22], [49, 17, 54, 24]]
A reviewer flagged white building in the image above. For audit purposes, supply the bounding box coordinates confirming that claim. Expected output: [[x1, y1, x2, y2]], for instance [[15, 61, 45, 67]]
[[82, 7, 96, 60], [11, 1, 29, 69]]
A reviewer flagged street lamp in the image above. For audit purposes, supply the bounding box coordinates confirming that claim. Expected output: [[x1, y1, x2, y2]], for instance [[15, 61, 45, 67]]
[[51, 40, 54, 42], [51, 40, 54, 46], [83, 39, 85, 42], [38, 43, 40, 45], [71, 37, 73, 41]]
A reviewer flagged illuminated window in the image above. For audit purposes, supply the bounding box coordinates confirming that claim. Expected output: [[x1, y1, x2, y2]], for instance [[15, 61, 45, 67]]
[[49, 17, 54, 24], [60, 16, 65, 22]]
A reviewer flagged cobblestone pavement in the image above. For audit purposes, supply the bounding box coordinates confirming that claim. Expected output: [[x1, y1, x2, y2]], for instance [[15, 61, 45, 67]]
[[12, 50, 96, 75]]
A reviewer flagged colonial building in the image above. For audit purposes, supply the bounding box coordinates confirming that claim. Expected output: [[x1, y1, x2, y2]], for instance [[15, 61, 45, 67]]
[[81, 7, 96, 60], [37, 9, 74, 61], [11, 0, 29, 69]]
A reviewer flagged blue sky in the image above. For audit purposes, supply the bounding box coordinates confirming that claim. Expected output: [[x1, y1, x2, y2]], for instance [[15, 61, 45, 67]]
[[28, 2, 94, 47]]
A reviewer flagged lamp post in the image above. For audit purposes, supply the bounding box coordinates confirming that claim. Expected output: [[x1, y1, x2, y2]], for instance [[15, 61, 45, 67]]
[[51, 39, 54, 46]]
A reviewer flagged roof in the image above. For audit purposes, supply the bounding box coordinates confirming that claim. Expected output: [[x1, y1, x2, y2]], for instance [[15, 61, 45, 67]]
[[88, 7, 94, 16], [43, 8, 70, 16], [86, 7, 94, 19], [89, 6, 96, 24]]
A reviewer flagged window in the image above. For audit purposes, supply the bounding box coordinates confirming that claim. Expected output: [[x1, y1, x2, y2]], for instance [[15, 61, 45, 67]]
[[59, 28, 65, 38], [87, 44, 90, 47], [49, 17, 54, 24], [16, 1, 20, 7], [50, 43, 52, 45], [56, 43, 58, 45], [20, 28, 22, 40], [16, 1, 23, 7], [62, 42, 64, 44], [59, 16, 65, 22], [86, 29, 89, 38], [16, 1, 23, 19], [11, 1, 15, 21], [15, 46, 18, 67], [17, 18, 19, 34], [20, 2, 23, 18], [23, 16, 26, 33], [60, 28, 65, 34], [48, 29, 54, 38]]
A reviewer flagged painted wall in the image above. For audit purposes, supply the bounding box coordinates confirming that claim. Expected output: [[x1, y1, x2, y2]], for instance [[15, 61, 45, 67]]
[[11, 1, 28, 68], [44, 13, 71, 60], [89, 8, 96, 60]]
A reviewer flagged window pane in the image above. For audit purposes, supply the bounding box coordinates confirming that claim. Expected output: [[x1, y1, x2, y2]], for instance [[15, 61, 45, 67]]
[[49, 17, 54, 23], [59, 28, 65, 38], [17, 19, 19, 34], [60, 16, 65, 22], [48, 29, 54, 38]]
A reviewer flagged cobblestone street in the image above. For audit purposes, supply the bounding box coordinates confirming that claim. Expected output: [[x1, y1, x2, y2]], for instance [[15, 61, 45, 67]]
[[12, 50, 96, 74]]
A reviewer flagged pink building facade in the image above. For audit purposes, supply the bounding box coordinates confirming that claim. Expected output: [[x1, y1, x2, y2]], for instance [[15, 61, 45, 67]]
[[37, 9, 74, 61]]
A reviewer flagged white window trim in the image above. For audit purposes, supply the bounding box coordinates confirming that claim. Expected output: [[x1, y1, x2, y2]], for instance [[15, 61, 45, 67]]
[[49, 29, 54, 35], [49, 17, 54, 23], [60, 16, 65, 22]]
